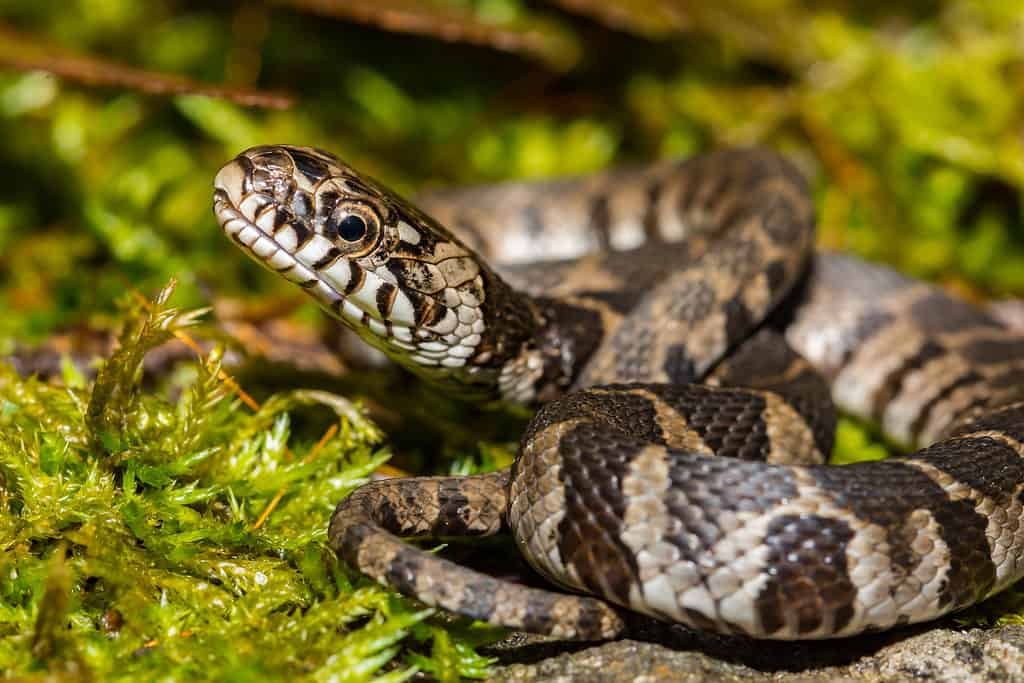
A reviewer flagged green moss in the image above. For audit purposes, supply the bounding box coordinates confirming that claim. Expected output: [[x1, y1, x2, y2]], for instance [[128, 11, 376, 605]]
[[0, 285, 501, 678]]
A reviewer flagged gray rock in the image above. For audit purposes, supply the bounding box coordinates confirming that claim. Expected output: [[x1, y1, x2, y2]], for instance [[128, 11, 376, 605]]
[[485, 623, 1024, 682]]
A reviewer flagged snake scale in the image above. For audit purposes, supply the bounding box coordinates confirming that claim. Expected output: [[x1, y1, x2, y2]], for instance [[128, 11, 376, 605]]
[[212, 145, 1024, 640]]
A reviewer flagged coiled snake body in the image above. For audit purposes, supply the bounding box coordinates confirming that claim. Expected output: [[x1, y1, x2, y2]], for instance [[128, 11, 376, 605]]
[[213, 146, 1024, 640]]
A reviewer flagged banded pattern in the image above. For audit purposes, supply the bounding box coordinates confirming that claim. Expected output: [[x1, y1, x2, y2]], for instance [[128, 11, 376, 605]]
[[213, 145, 1024, 640]]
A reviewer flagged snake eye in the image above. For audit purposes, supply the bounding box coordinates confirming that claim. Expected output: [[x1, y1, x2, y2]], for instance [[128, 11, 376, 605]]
[[323, 201, 382, 255], [338, 214, 367, 242]]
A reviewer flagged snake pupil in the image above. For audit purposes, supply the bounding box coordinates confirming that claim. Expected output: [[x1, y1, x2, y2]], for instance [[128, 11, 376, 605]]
[[338, 214, 367, 241]]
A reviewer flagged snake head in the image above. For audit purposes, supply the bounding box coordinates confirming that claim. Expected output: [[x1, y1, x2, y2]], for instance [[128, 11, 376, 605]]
[[213, 145, 497, 380]]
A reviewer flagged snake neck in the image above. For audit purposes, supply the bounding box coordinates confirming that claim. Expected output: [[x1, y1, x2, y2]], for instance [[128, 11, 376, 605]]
[[483, 292, 608, 406], [369, 202, 599, 406], [421, 251, 598, 407]]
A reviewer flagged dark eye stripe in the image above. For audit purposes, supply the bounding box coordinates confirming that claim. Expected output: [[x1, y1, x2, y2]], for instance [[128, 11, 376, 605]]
[[376, 281, 398, 317], [273, 208, 291, 231], [344, 262, 366, 296], [313, 247, 342, 271], [290, 222, 312, 248]]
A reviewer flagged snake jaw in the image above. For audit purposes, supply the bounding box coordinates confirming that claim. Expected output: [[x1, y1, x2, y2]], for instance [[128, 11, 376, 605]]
[[214, 145, 495, 380], [213, 185, 365, 324]]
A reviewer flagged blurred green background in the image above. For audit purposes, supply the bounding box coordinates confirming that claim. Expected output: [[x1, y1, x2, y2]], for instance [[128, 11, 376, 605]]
[[3, 0, 1024, 352], [2, 0, 1024, 680]]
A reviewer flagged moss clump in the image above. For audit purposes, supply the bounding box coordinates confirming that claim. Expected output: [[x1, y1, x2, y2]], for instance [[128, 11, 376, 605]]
[[0, 283, 500, 680]]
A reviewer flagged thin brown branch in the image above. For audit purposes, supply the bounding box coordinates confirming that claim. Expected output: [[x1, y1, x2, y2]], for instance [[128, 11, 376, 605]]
[[277, 0, 580, 71], [0, 23, 294, 109], [545, 0, 690, 37]]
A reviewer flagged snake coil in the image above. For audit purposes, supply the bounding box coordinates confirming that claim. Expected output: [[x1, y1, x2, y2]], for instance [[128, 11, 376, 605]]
[[214, 145, 1024, 640]]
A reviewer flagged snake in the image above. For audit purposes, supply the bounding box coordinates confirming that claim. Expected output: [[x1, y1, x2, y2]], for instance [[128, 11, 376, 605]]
[[212, 145, 1024, 641]]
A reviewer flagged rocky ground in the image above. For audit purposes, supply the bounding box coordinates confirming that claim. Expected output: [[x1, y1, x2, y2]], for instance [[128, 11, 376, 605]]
[[484, 620, 1024, 682]]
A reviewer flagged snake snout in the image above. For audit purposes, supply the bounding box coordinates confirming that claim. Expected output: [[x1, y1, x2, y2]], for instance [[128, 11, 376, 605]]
[[213, 147, 315, 244], [213, 158, 249, 208]]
